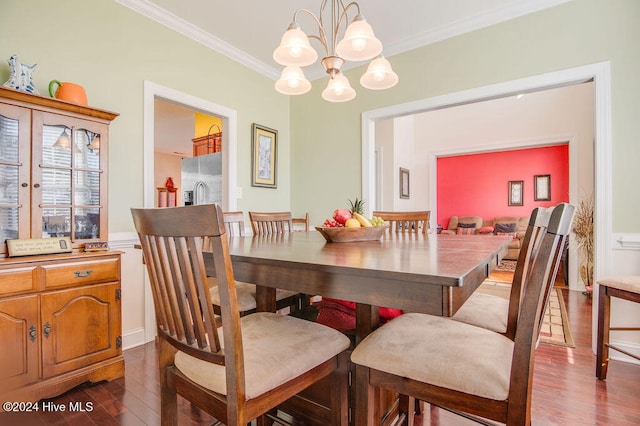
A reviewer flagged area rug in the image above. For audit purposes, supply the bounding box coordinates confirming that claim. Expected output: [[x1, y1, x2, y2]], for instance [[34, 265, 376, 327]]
[[488, 260, 518, 284], [477, 281, 575, 347]]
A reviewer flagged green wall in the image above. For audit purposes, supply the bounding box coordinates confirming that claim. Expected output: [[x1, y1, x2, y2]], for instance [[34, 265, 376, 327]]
[[0, 0, 292, 233], [3, 0, 639, 233], [290, 0, 640, 231]]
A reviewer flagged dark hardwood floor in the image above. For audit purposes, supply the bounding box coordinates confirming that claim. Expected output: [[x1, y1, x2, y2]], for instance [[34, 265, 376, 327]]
[[2, 289, 639, 425]]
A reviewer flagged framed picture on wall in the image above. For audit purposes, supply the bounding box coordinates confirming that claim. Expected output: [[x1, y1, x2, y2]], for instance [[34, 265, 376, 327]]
[[508, 180, 524, 206], [400, 168, 410, 199], [534, 174, 551, 201], [251, 123, 277, 188]]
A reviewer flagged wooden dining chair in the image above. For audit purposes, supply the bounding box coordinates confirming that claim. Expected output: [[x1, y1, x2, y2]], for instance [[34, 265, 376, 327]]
[[452, 206, 555, 339], [595, 275, 640, 379], [249, 210, 313, 313], [292, 212, 310, 232], [249, 211, 294, 235], [351, 203, 574, 426], [131, 204, 350, 426], [207, 211, 299, 316], [372, 210, 430, 234], [221, 211, 247, 237]]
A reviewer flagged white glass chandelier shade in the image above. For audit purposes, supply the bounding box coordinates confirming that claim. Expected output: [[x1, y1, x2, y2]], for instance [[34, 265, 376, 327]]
[[335, 17, 382, 62], [360, 56, 398, 90], [275, 66, 312, 95], [273, 26, 318, 67], [321, 73, 356, 102]]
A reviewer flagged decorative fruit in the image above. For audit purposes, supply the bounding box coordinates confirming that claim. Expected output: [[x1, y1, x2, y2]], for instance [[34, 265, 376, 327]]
[[370, 216, 385, 226], [333, 208, 352, 225], [353, 212, 373, 227], [345, 218, 361, 228], [323, 219, 343, 228], [349, 197, 365, 215]]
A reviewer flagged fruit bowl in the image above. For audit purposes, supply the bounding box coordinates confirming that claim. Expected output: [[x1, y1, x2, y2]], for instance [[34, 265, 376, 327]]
[[315, 225, 389, 243]]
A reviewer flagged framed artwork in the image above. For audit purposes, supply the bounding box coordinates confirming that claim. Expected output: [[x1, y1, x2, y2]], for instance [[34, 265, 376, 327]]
[[251, 123, 277, 188], [534, 174, 551, 201], [400, 167, 410, 199], [508, 180, 524, 206]]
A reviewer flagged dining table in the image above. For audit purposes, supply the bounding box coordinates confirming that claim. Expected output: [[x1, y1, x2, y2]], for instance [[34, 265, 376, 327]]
[[204, 230, 511, 425]]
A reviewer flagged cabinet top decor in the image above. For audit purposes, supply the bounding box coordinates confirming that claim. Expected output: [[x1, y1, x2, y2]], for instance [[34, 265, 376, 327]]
[[0, 86, 118, 122]]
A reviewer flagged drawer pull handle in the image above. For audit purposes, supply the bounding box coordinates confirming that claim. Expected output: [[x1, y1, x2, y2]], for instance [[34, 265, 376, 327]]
[[29, 325, 36, 342], [44, 322, 51, 339], [74, 269, 93, 278]]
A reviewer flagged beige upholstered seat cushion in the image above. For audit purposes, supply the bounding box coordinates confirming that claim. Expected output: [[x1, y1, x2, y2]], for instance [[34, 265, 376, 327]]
[[208, 277, 298, 312], [174, 313, 350, 399], [597, 275, 640, 294], [351, 313, 514, 400], [452, 292, 509, 333]]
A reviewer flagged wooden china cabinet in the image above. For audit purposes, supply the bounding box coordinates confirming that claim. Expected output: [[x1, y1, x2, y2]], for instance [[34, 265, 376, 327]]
[[0, 87, 124, 403]]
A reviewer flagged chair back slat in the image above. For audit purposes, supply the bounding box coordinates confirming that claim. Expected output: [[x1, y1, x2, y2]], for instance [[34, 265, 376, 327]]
[[373, 211, 430, 234], [132, 205, 234, 365], [507, 203, 574, 418], [249, 211, 294, 235]]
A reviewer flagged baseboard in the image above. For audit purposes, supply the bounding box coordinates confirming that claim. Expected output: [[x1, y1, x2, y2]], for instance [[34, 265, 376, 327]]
[[122, 327, 147, 350], [610, 339, 640, 365]]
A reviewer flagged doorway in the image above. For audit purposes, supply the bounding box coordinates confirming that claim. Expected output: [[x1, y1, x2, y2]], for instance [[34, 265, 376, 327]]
[[362, 62, 612, 349], [142, 80, 238, 342]]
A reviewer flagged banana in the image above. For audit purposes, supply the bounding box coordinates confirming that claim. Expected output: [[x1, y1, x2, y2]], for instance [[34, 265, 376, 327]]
[[354, 212, 373, 227]]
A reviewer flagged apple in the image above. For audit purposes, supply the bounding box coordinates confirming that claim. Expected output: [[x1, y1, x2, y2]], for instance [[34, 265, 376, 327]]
[[333, 208, 352, 225]]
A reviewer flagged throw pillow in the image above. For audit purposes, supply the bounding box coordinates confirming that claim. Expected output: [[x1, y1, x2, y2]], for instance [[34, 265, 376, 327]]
[[478, 226, 495, 234], [457, 227, 475, 235], [457, 222, 477, 229], [494, 222, 517, 233]]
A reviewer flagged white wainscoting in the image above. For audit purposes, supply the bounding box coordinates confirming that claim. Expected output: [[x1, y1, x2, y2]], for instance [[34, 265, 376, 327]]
[[605, 233, 640, 364], [110, 232, 148, 350]]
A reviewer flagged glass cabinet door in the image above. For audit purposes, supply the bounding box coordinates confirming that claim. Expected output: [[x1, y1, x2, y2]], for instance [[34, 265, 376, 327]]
[[32, 111, 107, 245], [0, 103, 31, 255]]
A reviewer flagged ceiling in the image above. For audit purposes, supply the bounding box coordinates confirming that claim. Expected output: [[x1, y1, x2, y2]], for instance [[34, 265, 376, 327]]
[[140, 0, 573, 156], [117, 0, 572, 81]]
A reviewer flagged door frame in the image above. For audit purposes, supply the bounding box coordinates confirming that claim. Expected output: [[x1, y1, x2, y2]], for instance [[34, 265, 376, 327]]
[[142, 80, 238, 342], [362, 61, 612, 348]]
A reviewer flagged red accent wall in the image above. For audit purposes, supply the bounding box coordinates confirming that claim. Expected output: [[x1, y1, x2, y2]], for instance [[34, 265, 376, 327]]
[[437, 145, 569, 228]]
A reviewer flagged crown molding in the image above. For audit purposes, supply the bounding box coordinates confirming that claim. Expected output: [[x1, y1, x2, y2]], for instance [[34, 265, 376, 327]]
[[383, 0, 574, 59], [116, 0, 573, 82], [114, 0, 281, 80]]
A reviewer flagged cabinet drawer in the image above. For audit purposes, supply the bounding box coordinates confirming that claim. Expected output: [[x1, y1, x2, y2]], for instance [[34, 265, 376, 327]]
[[43, 257, 120, 289], [0, 266, 37, 296]]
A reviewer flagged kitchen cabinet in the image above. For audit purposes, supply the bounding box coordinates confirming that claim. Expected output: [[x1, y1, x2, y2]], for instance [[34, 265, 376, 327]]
[[192, 131, 222, 156], [0, 88, 123, 403], [0, 251, 124, 402]]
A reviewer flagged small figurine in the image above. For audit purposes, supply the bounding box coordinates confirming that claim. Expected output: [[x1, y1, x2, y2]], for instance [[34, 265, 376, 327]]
[[165, 177, 175, 188], [2, 54, 39, 94]]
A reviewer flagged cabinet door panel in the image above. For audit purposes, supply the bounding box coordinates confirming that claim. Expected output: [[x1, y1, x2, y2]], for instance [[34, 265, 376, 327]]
[[0, 102, 31, 255], [0, 295, 39, 389], [41, 282, 121, 378]]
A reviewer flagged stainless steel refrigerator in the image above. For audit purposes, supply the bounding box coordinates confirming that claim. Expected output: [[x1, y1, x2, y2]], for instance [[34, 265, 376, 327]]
[[181, 153, 222, 206]]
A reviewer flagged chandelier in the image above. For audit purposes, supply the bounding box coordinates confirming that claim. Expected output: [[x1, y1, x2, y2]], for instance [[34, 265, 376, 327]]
[[273, 0, 398, 102]]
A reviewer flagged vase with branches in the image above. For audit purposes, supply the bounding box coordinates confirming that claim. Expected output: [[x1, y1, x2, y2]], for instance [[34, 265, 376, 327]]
[[573, 196, 594, 295]]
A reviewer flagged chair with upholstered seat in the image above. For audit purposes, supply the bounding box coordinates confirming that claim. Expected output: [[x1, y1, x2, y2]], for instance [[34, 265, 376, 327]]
[[249, 211, 312, 313], [292, 212, 310, 232], [372, 210, 430, 234], [351, 203, 574, 426], [249, 211, 294, 235], [452, 206, 554, 339], [596, 275, 640, 379], [132, 204, 349, 425], [208, 211, 299, 316]]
